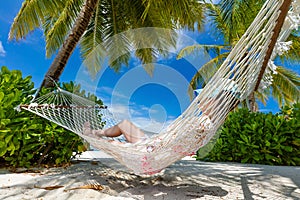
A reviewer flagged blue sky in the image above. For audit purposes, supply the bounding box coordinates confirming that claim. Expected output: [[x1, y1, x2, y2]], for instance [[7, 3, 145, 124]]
[[1, 1, 299, 132]]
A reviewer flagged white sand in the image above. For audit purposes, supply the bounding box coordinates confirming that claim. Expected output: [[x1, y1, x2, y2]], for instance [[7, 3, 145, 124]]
[[0, 151, 299, 200]]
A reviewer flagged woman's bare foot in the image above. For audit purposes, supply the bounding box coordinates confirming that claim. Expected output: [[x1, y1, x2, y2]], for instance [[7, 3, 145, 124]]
[[92, 129, 105, 137], [83, 122, 104, 138]]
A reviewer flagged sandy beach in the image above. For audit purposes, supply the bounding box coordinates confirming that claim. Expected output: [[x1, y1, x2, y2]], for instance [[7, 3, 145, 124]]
[[1, 151, 299, 200]]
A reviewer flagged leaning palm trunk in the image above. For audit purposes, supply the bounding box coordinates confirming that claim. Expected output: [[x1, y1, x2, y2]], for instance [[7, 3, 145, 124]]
[[248, 0, 291, 112], [40, 0, 98, 90], [248, 92, 258, 112]]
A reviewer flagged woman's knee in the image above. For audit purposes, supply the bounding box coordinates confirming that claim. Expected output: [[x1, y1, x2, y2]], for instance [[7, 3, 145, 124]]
[[118, 119, 132, 129], [120, 119, 131, 125]]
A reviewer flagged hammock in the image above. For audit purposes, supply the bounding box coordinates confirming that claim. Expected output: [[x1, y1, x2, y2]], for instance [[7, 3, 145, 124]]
[[20, 0, 299, 174]]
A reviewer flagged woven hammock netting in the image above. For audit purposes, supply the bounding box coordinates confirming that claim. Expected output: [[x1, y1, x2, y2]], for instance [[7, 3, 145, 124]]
[[21, 0, 300, 174]]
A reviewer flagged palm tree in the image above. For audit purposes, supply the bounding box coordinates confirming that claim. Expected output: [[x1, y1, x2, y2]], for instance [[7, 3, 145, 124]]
[[178, 0, 300, 111], [9, 0, 206, 89]]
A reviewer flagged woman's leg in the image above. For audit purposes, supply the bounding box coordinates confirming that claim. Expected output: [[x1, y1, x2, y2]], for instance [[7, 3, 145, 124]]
[[102, 120, 146, 143], [88, 120, 146, 143]]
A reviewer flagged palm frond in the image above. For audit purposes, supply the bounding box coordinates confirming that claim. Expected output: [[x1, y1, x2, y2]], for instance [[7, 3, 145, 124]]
[[80, 1, 105, 59], [204, 2, 230, 42], [135, 48, 158, 76], [45, 0, 84, 57], [105, 33, 132, 72], [142, 0, 205, 31], [177, 44, 230, 59], [255, 90, 270, 106], [188, 52, 229, 99], [217, 0, 264, 43], [99, 1, 134, 72], [79, 0, 178, 75], [109, 52, 132, 73], [271, 66, 300, 106], [9, 0, 64, 40]]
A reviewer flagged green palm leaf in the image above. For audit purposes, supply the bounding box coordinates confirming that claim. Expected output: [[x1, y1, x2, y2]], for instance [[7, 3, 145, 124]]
[[188, 52, 229, 99], [254, 90, 270, 106], [219, 0, 264, 43], [177, 44, 230, 59], [142, 0, 205, 31], [177, 42, 230, 99], [80, 2, 106, 75], [45, 0, 83, 57], [271, 66, 300, 106], [9, 0, 64, 41]]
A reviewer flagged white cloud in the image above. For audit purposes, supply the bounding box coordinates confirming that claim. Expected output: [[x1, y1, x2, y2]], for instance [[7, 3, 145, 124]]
[[106, 103, 150, 121], [96, 86, 113, 97], [107, 104, 130, 120], [0, 41, 6, 57]]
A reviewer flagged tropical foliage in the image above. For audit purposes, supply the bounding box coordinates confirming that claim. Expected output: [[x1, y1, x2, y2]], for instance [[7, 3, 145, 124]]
[[178, 0, 300, 109], [9, 0, 206, 88], [197, 104, 300, 166], [0, 66, 100, 168]]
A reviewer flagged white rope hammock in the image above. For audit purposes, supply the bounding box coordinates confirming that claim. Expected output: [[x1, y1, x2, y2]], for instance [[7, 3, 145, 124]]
[[20, 0, 299, 174]]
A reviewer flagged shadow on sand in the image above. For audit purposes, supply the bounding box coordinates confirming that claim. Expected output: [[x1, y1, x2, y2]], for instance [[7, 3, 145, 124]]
[[0, 158, 299, 199]]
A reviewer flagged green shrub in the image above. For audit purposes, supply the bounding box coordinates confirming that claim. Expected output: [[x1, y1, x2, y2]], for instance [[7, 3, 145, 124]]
[[197, 104, 300, 166], [0, 66, 90, 168]]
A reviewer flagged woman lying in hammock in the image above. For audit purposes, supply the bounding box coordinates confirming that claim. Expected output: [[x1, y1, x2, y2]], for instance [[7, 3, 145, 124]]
[[83, 78, 240, 144], [82, 93, 218, 144], [83, 115, 213, 144]]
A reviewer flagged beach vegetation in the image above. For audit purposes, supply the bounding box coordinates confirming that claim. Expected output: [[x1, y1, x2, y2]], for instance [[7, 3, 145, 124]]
[[197, 105, 300, 166], [0, 67, 95, 169]]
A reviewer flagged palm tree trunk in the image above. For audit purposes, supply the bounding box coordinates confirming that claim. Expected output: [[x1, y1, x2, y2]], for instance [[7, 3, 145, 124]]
[[248, 0, 291, 112], [254, 0, 292, 91], [39, 0, 98, 90], [248, 92, 258, 112]]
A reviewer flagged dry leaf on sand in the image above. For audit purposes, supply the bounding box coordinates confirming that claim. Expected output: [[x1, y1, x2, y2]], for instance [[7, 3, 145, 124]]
[[64, 184, 104, 191], [34, 185, 64, 190]]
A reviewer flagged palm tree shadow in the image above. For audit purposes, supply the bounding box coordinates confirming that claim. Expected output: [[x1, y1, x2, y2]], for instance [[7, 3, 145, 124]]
[[97, 163, 228, 200], [125, 184, 228, 200]]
